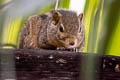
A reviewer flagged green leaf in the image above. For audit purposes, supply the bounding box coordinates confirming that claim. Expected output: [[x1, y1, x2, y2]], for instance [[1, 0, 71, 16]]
[[2, 17, 23, 48], [84, 0, 100, 53], [97, 0, 120, 55], [0, 0, 2, 5], [84, 0, 120, 56], [59, 0, 71, 9]]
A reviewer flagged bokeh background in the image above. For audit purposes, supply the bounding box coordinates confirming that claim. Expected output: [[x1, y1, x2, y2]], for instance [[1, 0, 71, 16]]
[[0, 0, 120, 55]]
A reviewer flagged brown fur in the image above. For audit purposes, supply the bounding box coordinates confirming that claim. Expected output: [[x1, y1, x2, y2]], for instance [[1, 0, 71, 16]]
[[19, 10, 85, 52]]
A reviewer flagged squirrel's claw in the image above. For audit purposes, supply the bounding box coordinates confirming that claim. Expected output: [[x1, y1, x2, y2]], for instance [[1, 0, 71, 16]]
[[57, 47, 77, 52], [57, 47, 66, 51], [70, 48, 77, 52]]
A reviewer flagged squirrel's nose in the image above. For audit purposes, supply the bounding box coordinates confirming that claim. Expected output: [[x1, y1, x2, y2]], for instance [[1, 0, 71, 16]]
[[69, 41, 75, 46]]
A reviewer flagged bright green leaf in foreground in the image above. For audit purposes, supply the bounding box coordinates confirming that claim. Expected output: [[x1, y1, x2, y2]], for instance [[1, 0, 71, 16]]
[[2, 17, 23, 48], [105, 0, 120, 56], [106, 18, 120, 56], [84, 0, 120, 56], [84, 0, 100, 53], [97, 0, 120, 55]]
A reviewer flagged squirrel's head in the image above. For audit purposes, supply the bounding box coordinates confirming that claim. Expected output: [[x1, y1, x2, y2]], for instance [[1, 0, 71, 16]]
[[47, 10, 84, 49]]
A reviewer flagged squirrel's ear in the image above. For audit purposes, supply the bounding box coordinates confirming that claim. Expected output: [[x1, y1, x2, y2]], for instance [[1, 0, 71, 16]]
[[53, 12, 61, 25], [78, 13, 83, 22]]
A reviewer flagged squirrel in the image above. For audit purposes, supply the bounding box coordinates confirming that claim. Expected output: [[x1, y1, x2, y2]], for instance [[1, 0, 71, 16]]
[[19, 10, 85, 52]]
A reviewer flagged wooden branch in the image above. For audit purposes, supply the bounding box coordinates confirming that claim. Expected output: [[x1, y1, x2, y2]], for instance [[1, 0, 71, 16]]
[[0, 49, 120, 80]]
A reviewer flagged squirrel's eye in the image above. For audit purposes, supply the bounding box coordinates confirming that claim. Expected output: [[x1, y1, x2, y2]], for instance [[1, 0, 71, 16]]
[[79, 27, 82, 33], [59, 24, 64, 32]]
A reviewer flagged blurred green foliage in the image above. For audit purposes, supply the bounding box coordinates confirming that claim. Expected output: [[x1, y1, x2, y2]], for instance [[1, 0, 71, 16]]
[[0, 0, 2, 5], [101, 0, 120, 55], [0, 0, 3, 43], [2, 17, 23, 47], [84, 0, 120, 56], [59, 0, 70, 9], [84, 0, 100, 53]]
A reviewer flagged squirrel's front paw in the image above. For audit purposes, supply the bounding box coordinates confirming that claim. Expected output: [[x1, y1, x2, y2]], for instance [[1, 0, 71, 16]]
[[57, 47, 77, 52], [57, 47, 66, 51], [69, 48, 78, 52]]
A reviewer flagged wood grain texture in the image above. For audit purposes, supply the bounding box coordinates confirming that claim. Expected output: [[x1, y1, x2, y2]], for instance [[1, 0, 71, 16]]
[[0, 49, 120, 80]]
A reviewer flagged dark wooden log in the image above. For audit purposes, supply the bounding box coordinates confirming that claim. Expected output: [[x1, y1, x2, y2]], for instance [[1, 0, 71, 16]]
[[0, 49, 120, 80]]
